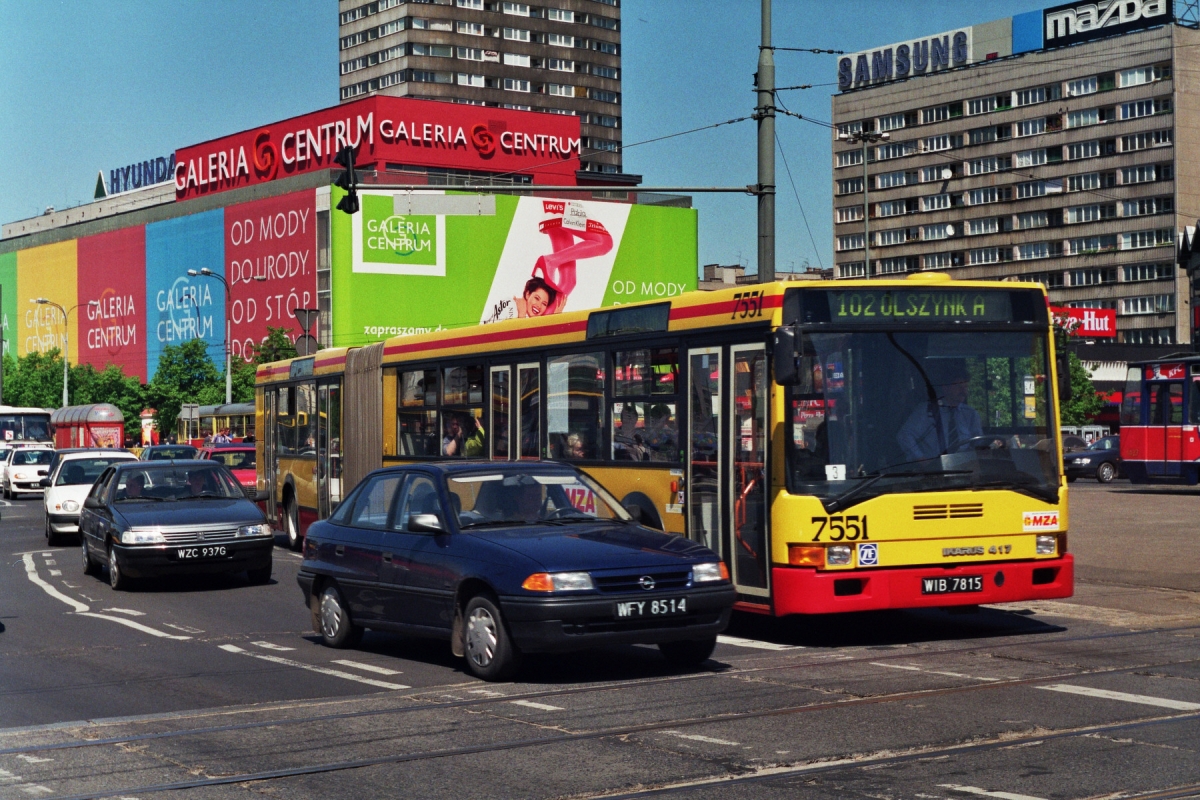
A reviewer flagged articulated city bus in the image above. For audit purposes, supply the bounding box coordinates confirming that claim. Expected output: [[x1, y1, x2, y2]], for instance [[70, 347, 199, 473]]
[[255, 275, 1073, 614], [1119, 356, 1200, 484]]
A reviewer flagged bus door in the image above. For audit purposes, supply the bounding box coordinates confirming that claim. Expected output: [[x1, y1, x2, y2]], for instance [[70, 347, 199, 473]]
[[730, 344, 769, 598], [517, 363, 541, 460], [490, 366, 513, 460], [264, 390, 278, 524], [1149, 381, 1184, 476], [687, 348, 721, 555], [316, 381, 343, 518]]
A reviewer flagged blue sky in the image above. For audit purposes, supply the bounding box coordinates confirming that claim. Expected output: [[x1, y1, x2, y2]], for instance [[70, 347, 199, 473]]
[[0, 0, 1043, 273]]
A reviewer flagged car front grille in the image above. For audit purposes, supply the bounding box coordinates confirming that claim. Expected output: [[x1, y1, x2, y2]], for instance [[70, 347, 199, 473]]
[[592, 570, 691, 593], [158, 527, 240, 544]]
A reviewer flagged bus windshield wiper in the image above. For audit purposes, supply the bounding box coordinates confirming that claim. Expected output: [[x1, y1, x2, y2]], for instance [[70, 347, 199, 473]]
[[824, 466, 972, 513]]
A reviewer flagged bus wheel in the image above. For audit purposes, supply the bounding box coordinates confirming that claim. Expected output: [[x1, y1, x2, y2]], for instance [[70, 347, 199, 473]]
[[1096, 462, 1116, 483], [285, 498, 302, 551], [621, 492, 663, 531]]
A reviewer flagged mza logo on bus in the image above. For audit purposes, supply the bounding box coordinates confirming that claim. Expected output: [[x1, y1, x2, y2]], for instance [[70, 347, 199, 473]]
[[1022, 511, 1060, 531]]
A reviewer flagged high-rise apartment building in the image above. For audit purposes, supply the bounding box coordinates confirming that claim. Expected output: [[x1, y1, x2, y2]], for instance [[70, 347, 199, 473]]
[[338, 0, 624, 176], [831, 6, 1197, 346]]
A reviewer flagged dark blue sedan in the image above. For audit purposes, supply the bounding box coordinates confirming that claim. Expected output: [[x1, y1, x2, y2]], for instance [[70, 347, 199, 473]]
[[1063, 435, 1122, 483], [297, 462, 736, 681]]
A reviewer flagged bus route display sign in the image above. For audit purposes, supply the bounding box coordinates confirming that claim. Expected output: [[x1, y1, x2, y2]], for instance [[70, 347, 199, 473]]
[[793, 288, 1041, 326]]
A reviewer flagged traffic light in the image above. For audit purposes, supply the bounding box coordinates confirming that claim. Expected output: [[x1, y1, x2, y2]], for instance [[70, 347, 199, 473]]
[[334, 146, 359, 215]]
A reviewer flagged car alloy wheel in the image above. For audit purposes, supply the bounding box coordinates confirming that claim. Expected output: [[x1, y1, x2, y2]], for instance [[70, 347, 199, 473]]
[[1096, 462, 1116, 483], [108, 546, 129, 591], [462, 595, 519, 681], [318, 585, 361, 648], [81, 537, 97, 576]]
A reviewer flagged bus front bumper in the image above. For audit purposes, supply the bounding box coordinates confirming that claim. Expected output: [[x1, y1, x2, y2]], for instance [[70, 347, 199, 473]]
[[771, 555, 1073, 616]]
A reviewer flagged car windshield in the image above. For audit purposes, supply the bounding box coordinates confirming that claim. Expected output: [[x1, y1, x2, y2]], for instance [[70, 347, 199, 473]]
[[1087, 437, 1115, 451], [114, 465, 244, 501], [207, 450, 255, 470], [11, 450, 53, 465], [447, 469, 631, 527], [787, 330, 1058, 508], [56, 458, 128, 486], [146, 446, 198, 460]]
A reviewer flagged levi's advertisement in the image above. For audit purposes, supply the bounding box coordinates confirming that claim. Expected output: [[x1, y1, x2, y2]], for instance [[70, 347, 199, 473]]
[[224, 192, 318, 359], [332, 189, 697, 346]]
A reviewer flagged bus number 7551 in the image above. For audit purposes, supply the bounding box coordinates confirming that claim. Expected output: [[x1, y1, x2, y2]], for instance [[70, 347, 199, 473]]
[[811, 515, 869, 541]]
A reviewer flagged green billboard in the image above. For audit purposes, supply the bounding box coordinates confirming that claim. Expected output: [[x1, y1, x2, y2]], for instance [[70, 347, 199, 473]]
[[331, 190, 697, 347]]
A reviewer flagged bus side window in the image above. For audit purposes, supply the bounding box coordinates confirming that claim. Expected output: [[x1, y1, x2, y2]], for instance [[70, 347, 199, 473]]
[[1191, 379, 1200, 424], [547, 353, 603, 461], [518, 364, 540, 460], [398, 370, 439, 456]]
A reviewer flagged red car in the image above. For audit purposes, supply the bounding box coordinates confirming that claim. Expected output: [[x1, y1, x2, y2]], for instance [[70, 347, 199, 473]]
[[198, 446, 256, 494]]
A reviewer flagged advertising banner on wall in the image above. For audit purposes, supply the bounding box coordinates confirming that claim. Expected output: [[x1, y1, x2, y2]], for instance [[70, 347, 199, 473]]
[[17, 241, 77, 359], [223, 190, 318, 359], [145, 210, 226, 380], [0, 253, 14, 360], [77, 226, 147, 380], [331, 190, 697, 347]]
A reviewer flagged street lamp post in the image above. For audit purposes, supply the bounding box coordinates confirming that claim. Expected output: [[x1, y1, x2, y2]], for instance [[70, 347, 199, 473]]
[[32, 298, 98, 407], [187, 268, 266, 405], [837, 129, 890, 278]]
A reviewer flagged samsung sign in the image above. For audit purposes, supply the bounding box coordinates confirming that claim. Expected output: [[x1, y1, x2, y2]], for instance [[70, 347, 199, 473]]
[[1043, 0, 1171, 46], [838, 28, 972, 91]]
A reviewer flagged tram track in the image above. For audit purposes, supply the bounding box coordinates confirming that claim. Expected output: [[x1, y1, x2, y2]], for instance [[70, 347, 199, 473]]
[[4, 620, 1198, 760], [16, 647, 1200, 800]]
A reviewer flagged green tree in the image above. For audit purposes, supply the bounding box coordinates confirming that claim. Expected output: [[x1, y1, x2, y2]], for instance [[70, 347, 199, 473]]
[[69, 363, 146, 439], [2, 350, 67, 408], [250, 326, 298, 365], [1052, 315, 1105, 426], [145, 339, 225, 435]]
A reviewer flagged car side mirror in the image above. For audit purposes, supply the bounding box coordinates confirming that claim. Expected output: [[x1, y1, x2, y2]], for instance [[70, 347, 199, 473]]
[[772, 326, 799, 385], [39, 477, 51, 488], [253, 490, 270, 502], [1057, 352, 1073, 404], [83, 496, 103, 510], [408, 513, 444, 533]]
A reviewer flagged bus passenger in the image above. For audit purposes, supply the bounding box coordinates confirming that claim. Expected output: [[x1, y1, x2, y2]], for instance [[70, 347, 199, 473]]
[[613, 403, 646, 461], [645, 403, 678, 462], [443, 414, 465, 457], [896, 361, 983, 462]]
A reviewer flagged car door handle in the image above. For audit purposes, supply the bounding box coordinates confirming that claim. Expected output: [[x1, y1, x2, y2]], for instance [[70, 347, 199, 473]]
[[335, 545, 345, 557], [382, 552, 392, 563]]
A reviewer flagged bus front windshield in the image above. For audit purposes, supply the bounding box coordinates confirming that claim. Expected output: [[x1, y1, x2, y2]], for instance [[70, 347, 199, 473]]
[[0, 414, 51, 442], [787, 330, 1058, 508]]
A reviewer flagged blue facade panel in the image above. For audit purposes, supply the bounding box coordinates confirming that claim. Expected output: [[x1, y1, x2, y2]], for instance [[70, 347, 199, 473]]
[[144, 209, 226, 381], [1012, 10, 1044, 54]]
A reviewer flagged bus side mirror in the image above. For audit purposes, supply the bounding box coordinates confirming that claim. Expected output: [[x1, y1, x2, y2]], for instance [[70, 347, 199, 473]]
[[772, 327, 800, 385], [1057, 352, 1073, 404]]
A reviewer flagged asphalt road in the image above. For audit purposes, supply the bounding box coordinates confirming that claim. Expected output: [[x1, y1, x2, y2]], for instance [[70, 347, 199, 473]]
[[2, 481, 1199, 800]]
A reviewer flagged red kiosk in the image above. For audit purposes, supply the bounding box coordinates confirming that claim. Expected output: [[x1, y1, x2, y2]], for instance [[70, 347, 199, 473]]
[[50, 404, 125, 449]]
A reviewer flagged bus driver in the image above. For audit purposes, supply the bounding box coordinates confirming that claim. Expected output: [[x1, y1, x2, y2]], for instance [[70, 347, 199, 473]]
[[897, 361, 983, 462]]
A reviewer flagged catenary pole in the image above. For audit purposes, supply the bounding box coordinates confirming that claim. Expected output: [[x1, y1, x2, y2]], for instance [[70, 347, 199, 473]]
[[756, 0, 776, 283]]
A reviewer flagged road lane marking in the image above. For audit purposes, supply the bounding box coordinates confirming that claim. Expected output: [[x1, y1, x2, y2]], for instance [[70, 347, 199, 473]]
[[871, 662, 922, 671], [1037, 684, 1200, 711], [717, 635, 801, 651], [47, 570, 60, 577], [218, 645, 409, 690], [19, 786, 52, 795], [250, 641, 296, 651], [14, 756, 50, 764], [662, 731, 741, 746], [104, 608, 145, 617], [508, 700, 564, 711], [21, 554, 88, 613], [0, 768, 19, 782], [468, 689, 506, 697], [939, 784, 1048, 800], [77, 613, 192, 640], [164, 623, 204, 634], [331, 659, 401, 675], [871, 662, 1003, 682]]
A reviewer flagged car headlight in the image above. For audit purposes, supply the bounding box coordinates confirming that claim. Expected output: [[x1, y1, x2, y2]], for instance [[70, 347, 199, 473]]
[[1036, 535, 1057, 555], [13, 472, 27, 480], [237, 523, 272, 538], [120, 529, 165, 544], [692, 562, 729, 583], [521, 571, 595, 592], [827, 545, 853, 566], [61, 499, 79, 512], [1075, 457, 1092, 465]]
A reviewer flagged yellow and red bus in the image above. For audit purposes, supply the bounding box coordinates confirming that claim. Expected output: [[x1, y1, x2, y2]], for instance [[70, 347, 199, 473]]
[[256, 275, 1073, 615]]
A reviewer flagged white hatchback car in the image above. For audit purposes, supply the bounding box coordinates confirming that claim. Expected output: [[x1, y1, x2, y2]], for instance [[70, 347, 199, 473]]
[[2, 445, 54, 499], [44, 450, 138, 545]]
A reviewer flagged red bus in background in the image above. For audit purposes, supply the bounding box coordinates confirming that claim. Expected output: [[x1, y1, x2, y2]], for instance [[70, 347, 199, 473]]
[[1119, 357, 1200, 484], [50, 404, 125, 449]]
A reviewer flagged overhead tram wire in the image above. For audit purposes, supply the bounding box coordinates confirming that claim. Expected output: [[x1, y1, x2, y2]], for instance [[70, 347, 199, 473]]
[[774, 131, 824, 269]]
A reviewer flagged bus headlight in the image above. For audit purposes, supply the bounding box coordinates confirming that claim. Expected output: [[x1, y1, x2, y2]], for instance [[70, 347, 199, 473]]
[[788, 544, 824, 567], [1036, 535, 1057, 555], [827, 545, 852, 566]]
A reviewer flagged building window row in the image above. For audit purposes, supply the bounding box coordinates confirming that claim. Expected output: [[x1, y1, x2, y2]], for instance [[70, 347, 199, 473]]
[[341, 0, 617, 28], [858, 225, 1172, 255], [836, 62, 1171, 136], [838, 194, 1172, 228]]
